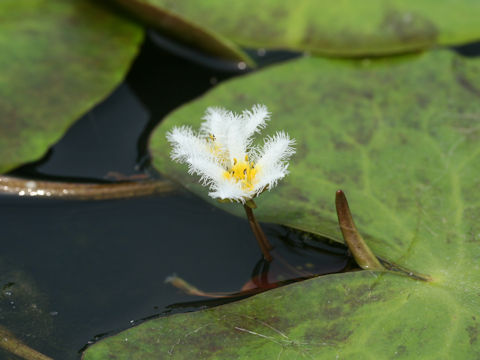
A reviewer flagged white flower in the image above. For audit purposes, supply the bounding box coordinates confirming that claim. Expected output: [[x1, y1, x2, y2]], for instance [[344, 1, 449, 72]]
[[166, 104, 295, 203]]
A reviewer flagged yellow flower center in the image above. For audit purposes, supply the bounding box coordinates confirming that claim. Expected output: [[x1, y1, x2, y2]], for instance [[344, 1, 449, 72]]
[[208, 134, 224, 159], [223, 155, 258, 191]]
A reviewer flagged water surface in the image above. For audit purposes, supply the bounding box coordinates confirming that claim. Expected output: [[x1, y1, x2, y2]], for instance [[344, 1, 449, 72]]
[[1, 32, 351, 359]]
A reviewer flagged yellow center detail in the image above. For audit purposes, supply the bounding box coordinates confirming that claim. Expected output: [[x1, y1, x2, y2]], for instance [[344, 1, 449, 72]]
[[208, 134, 224, 159], [223, 155, 258, 191]]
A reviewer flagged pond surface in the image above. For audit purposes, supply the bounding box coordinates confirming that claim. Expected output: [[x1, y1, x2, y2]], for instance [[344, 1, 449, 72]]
[[1, 32, 352, 359]]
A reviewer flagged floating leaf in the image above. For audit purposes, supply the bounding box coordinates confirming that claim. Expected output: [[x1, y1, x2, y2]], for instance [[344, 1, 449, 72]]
[[0, 0, 143, 173], [84, 268, 480, 359], [151, 50, 480, 266], [113, 0, 480, 56], [81, 50, 480, 358], [109, 0, 253, 65]]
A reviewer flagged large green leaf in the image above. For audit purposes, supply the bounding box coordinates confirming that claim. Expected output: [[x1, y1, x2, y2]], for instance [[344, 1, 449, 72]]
[[115, 0, 480, 56], [109, 0, 253, 65], [151, 50, 480, 269], [83, 271, 479, 359], [83, 50, 480, 358], [0, 0, 143, 173]]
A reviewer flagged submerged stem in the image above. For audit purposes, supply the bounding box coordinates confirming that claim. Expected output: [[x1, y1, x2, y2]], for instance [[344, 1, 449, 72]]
[[243, 204, 273, 262], [165, 275, 233, 298], [0, 175, 176, 200], [0, 325, 53, 360]]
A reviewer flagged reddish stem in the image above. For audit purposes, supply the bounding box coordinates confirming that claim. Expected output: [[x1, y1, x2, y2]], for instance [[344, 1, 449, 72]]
[[244, 205, 273, 262]]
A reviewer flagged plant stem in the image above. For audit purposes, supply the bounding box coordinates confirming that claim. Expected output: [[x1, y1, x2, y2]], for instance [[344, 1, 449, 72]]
[[0, 175, 176, 200], [0, 325, 53, 360], [244, 204, 273, 262]]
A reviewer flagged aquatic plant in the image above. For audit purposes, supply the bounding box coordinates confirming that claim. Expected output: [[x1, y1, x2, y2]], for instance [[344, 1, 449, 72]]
[[166, 105, 295, 260]]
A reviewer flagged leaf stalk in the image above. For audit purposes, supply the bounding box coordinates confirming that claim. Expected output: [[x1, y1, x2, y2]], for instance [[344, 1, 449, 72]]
[[335, 190, 384, 270]]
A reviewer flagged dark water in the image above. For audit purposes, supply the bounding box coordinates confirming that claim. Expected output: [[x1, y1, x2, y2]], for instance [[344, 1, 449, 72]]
[[1, 32, 351, 359]]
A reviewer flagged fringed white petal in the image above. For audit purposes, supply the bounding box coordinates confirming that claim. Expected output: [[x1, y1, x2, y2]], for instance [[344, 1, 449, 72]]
[[226, 104, 270, 163], [253, 131, 295, 192], [241, 104, 270, 140], [200, 105, 271, 166], [224, 111, 246, 163], [185, 156, 225, 186], [200, 107, 227, 136], [208, 177, 250, 202], [200, 107, 232, 155], [253, 164, 289, 194], [166, 126, 212, 162], [255, 131, 296, 167]]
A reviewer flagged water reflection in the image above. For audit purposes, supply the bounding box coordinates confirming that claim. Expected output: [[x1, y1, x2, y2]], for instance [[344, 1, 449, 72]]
[[0, 192, 351, 359]]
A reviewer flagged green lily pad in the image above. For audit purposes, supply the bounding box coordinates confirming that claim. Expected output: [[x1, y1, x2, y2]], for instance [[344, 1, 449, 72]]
[[83, 270, 479, 359], [113, 0, 480, 56], [110, 0, 253, 65], [83, 50, 480, 358], [0, 0, 143, 173], [151, 49, 480, 268]]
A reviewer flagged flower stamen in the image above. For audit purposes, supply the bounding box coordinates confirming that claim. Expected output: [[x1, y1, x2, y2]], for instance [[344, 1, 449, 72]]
[[224, 159, 258, 191]]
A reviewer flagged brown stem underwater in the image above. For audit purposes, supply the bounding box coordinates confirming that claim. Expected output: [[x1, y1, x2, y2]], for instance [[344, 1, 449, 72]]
[[0, 325, 53, 360], [0, 175, 176, 200], [244, 204, 273, 262]]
